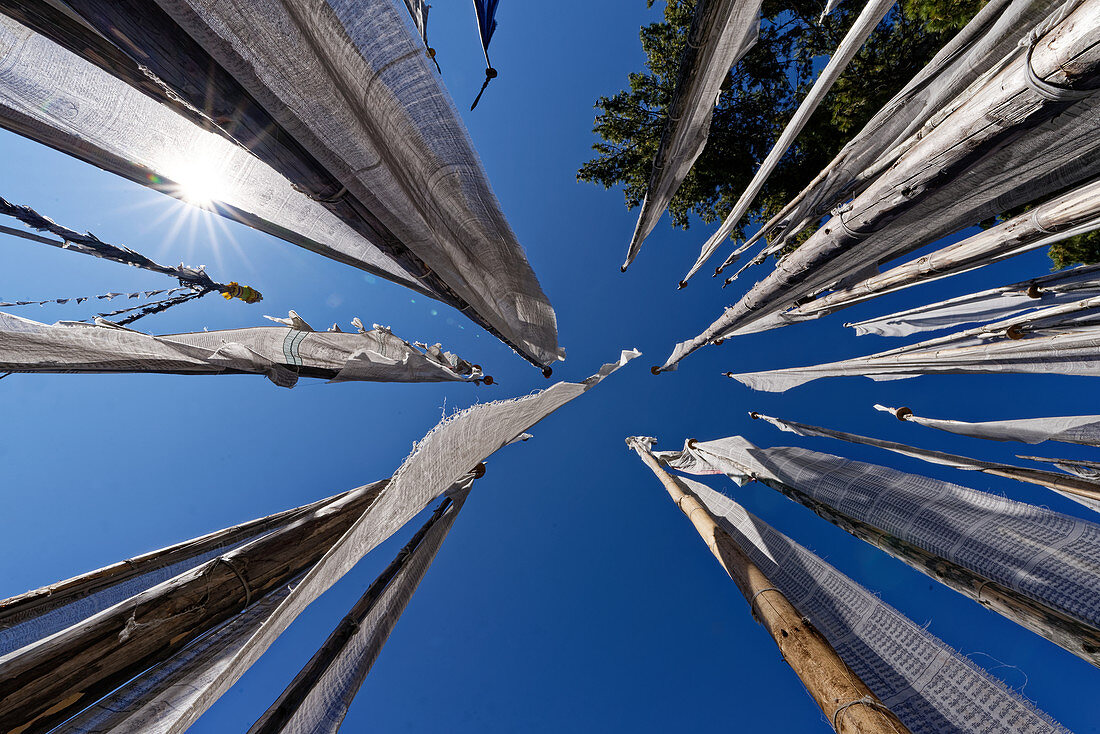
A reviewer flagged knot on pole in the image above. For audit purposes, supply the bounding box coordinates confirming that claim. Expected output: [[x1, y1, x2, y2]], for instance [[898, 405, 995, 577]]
[[832, 695, 894, 731]]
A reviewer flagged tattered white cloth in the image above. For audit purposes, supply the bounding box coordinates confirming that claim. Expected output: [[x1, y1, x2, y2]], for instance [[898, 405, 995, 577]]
[[747, 185, 1100, 334], [875, 404, 1100, 447], [0, 311, 484, 387], [623, 0, 761, 269], [675, 473, 1068, 733], [660, 0, 1100, 369], [0, 1, 562, 367], [246, 491, 468, 734], [0, 490, 350, 660]]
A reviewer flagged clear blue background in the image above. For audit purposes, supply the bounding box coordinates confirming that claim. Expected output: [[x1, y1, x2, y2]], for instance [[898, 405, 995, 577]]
[[0, 2, 1097, 731]]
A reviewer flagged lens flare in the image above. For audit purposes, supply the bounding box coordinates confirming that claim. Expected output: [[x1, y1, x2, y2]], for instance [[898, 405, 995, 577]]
[[168, 157, 230, 208]]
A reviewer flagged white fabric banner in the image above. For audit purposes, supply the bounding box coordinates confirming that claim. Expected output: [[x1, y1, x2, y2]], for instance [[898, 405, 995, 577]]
[[876, 404, 1100, 447], [660, 0, 1100, 369], [623, 0, 761, 269], [0, 311, 482, 387], [668, 436, 1100, 633], [743, 0, 1065, 257], [680, 474, 1067, 734], [251, 490, 468, 734], [0, 2, 562, 366], [150, 0, 562, 366]]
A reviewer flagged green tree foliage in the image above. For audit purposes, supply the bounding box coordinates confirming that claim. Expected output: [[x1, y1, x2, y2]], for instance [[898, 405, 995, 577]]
[[1047, 231, 1100, 270], [581, 0, 1100, 268]]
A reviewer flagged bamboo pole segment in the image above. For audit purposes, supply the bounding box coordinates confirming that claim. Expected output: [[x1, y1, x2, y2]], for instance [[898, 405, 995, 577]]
[[0, 481, 388, 734], [778, 177, 1100, 326], [627, 439, 910, 734], [247, 495, 458, 734], [0, 489, 350, 630]]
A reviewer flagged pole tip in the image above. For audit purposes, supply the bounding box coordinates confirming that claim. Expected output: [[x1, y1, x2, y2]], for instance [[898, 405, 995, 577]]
[[722, 371, 734, 378], [482, 375, 494, 385], [749, 411, 760, 419], [895, 407, 913, 421], [650, 366, 662, 376], [713, 338, 725, 345], [620, 264, 628, 273], [677, 280, 688, 290], [542, 366, 553, 378], [714, 266, 723, 276]]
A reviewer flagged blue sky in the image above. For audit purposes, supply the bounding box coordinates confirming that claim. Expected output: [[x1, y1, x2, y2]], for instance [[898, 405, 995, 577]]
[[1, 1, 1097, 731]]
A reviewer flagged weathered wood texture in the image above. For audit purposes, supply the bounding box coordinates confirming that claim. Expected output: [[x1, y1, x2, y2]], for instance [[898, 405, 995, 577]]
[[0, 490, 347, 629], [247, 497, 454, 734], [630, 443, 910, 734], [755, 475, 1100, 667], [0, 481, 387, 734], [663, 0, 1100, 367], [788, 176, 1100, 321]]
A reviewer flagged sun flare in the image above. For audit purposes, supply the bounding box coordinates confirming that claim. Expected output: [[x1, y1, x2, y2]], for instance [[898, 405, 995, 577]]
[[167, 157, 230, 208]]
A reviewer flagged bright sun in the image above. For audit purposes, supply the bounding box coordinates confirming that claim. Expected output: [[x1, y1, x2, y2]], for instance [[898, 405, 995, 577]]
[[168, 157, 230, 208]]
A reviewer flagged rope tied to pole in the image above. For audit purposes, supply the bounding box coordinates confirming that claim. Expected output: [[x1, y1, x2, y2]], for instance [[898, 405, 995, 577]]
[[748, 586, 783, 623], [213, 556, 253, 610], [1021, 1, 1100, 103], [832, 695, 898, 731]]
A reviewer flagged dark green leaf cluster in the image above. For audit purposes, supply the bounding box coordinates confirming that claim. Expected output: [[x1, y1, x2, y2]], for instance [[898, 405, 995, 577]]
[[1048, 231, 1100, 270], [577, 0, 978, 241]]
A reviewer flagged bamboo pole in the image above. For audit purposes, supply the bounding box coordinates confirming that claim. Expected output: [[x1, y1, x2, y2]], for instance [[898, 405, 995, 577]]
[[0, 481, 388, 734], [627, 440, 910, 734]]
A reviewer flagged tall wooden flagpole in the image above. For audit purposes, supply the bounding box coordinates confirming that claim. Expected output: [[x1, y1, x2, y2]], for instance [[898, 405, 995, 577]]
[[627, 438, 910, 734]]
